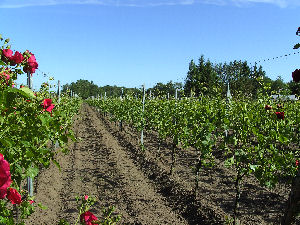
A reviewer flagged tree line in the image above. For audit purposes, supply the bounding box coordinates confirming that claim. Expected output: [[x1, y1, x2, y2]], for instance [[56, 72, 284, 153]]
[[62, 55, 299, 99]]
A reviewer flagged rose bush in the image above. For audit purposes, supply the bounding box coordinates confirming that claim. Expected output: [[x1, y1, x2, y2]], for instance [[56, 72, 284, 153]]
[[0, 153, 12, 199], [0, 35, 83, 224]]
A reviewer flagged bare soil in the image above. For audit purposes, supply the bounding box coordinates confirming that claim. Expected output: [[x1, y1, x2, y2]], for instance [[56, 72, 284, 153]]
[[26, 103, 298, 225]]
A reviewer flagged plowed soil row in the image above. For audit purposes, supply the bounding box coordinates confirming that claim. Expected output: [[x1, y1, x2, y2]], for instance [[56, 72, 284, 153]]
[[27, 103, 295, 224]]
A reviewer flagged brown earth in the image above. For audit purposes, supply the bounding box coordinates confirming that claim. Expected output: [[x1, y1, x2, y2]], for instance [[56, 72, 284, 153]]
[[26, 103, 299, 225]]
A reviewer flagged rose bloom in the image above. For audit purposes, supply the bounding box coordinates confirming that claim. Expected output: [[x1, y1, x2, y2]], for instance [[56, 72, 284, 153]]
[[29, 200, 35, 204], [80, 211, 98, 225], [7, 188, 22, 204], [42, 99, 55, 116], [27, 54, 37, 67], [0, 153, 12, 199], [292, 69, 300, 83], [42, 98, 52, 108], [42, 99, 55, 112], [23, 65, 37, 74], [23, 52, 38, 74], [12, 51, 24, 64], [2, 49, 13, 60], [275, 111, 284, 120], [265, 105, 272, 110], [45, 104, 55, 113]]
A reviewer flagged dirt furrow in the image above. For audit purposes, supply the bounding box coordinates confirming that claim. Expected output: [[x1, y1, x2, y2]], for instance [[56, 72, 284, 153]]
[[27, 103, 188, 225]]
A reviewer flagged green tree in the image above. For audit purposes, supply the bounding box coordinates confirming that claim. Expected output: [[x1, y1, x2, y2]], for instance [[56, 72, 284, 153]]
[[148, 81, 183, 98], [184, 55, 219, 97], [270, 76, 289, 95]]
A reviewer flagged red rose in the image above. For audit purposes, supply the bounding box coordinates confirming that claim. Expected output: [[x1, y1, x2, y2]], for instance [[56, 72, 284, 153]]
[[42, 99, 52, 108], [29, 200, 35, 204], [0, 154, 12, 199], [275, 111, 284, 120], [296, 160, 299, 167], [42, 99, 55, 116], [292, 69, 300, 83], [80, 211, 98, 225], [23, 65, 37, 74], [23, 52, 38, 74], [265, 105, 272, 110], [2, 49, 13, 60], [27, 54, 38, 71], [7, 188, 22, 204], [27, 54, 37, 67], [45, 104, 55, 113], [12, 51, 24, 64]]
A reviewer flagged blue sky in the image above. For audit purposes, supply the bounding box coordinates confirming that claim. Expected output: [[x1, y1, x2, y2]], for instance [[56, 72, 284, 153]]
[[0, 0, 299, 90]]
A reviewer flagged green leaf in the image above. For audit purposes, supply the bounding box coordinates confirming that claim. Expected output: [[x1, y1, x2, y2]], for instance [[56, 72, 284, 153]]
[[38, 203, 48, 210], [249, 164, 259, 172], [0, 138, 13, 147], [21, 140, 31, 148], [224, 156, 234, 168], [4, 87, 35, 102], [40, 148, 50, 154], [26, 166, 39, 178], [60, 135, 68, 144], [278, 134, 288, 144], [52, 159, 61, 172], [67, 133, 76, 142], [19, 87, 36, 98]]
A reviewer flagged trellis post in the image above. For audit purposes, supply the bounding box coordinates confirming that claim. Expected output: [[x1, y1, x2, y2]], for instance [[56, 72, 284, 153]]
[[141, 84, 146, 146], [27, 72, 33, 197], [225, 82, 232, 138], [57, 80, 60, 104]]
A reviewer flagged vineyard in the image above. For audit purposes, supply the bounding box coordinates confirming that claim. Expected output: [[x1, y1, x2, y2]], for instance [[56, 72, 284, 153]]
[[0, 31, 300, 225], [85, 91, 300, 224]]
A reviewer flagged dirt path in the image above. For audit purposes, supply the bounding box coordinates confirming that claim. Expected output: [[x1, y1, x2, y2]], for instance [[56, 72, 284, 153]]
[[27, 103, 188, 225]]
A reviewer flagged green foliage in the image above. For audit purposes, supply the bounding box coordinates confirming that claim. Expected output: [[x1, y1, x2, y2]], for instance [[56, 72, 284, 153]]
[[62, 80, 141, 99], [147, 80, 183, 98], [184, 55, 220, 97]]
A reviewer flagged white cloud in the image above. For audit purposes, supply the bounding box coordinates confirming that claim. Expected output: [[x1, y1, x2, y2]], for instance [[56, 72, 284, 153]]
[[0, 0, 299, 8]]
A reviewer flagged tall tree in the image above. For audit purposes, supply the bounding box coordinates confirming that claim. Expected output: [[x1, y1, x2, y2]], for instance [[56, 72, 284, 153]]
[[184, 55, 219, 97]]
